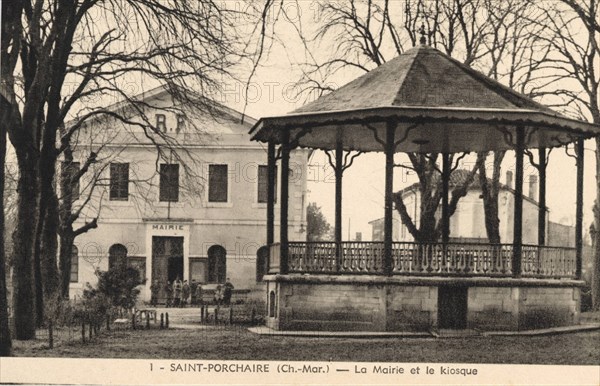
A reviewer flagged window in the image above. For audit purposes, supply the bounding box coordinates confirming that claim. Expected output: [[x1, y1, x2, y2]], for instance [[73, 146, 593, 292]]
[[176, 114, 185, 133], [159, 164, 179, 202], [70, 246, 79, 283], [156, 114, 166, 132], [62, 161, 80, 201], [208, 164, 228, 203], [110, 163, 129, 201], [257, 165, 277, 204], [108, 244, 128, 269], [207, 245, 226, 283], [189, 258, 207, 283]]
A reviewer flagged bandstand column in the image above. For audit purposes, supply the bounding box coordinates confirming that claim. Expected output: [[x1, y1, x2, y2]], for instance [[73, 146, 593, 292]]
[[512, 127, 525, 277], [383, 121, 396, 276], [335, 130, 343, 271], [267, 140, 276, 245], [538, 147, 547, 246], [575, 139, 584, 279], [441, 153, 451, 245], [279, 130, 290, 274]]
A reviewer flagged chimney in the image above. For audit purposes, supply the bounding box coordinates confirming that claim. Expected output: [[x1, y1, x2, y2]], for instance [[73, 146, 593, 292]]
[[506, 171, 513, 189], [529, 175, 538, 201]]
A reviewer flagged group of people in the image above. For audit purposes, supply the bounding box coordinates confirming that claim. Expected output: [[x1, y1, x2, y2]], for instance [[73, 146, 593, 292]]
[[149, 277, 234, 307]]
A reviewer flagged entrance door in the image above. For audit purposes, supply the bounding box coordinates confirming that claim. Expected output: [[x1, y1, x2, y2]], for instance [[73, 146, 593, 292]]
[[438, 286, 468, 329], [152, 236, 184, 303], [168, 255, 184, 282]]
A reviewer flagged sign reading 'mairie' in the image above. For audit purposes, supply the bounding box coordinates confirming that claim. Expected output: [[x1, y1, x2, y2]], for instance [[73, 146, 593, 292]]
[[151, 224, 185, 231]]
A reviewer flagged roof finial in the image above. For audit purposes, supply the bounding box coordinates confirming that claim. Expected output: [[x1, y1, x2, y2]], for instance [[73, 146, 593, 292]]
[[418, 23, 427, 46]]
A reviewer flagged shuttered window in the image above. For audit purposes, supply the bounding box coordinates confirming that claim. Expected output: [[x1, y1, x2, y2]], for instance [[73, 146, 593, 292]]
[[159, 164, 179, 202], [110, 163, 129, 200], [208, 164, 228, 202]]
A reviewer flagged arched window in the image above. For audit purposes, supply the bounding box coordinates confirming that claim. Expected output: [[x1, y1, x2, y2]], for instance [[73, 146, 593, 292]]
[[108, 244, 128, 269], [70, 246, 79, 283], [207, 245, 226, 283], [256, 246, 269, 282]]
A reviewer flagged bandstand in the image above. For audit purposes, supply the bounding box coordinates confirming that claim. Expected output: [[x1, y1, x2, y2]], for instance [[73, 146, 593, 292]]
[[249, 43, 600, 332]]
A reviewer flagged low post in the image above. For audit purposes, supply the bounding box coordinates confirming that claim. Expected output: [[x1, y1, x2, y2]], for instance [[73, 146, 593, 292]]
[[81, 321, 86, 343], [200, 305, 205, 324], [160, 313, 164, 329], [89, 323, 93, 340], [214, 307, 219, 325], [146, 312, 150, 329], [132, 313, 136, 330], [165, 313, 169, 329]]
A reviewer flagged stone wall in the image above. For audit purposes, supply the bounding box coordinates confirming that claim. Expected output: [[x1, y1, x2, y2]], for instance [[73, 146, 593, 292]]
[[468, 287, 518, 330], [264, 275, 584, 332], [518, 287, 580, 329], [387, 286, 437, 331]]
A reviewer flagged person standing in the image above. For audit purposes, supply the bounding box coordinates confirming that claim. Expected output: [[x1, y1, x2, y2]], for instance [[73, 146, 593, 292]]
[[165, 281, 173, 308], [195, 283, 204, 305], [190, 280, 198, 306], [173, 277, 182, 308], [150, 279, 160, 307], [223, 278, 234, 305], [181, 280, 191, 308], [214, 285, 223, 306]]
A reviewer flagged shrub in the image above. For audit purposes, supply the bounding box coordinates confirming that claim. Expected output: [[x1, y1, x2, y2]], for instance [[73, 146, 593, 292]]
[[94, 262, 144, 310]]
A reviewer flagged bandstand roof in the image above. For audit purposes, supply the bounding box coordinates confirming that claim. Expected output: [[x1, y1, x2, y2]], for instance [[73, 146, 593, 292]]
[[250, 45, 600, 153]]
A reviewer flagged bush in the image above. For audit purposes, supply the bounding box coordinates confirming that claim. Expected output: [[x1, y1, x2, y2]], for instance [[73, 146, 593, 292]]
[[94, 263, 144, 310]]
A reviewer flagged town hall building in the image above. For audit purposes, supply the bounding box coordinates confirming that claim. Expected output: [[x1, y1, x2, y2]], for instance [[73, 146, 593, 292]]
[[66, 86, 309, 302]]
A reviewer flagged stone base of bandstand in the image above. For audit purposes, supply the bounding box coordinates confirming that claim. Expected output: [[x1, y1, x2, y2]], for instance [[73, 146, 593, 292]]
[[263, 274, 584, 332]]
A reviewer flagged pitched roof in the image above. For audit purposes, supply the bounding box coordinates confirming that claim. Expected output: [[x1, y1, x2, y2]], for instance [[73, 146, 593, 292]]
[[250, 45, 600, 153], [294, 46, 556, 114]]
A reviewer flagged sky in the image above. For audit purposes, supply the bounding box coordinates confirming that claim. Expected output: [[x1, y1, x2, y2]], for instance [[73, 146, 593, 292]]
[[6, 1, 595, 243], [217, 1, 598, 242]]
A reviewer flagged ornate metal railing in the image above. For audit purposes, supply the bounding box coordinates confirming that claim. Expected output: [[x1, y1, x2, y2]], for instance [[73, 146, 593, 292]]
[[521, 244, 576, 278], [272, 241, 577, 279]]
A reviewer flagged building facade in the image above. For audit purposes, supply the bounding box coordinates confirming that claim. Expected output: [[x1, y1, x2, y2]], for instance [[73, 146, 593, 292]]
[[66, 87, 308, 302], [370, 171, 554, 245]]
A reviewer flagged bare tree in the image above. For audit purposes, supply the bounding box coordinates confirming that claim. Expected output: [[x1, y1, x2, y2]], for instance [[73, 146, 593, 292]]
[[291, 0, 542, 243], [0, 122, 10, 355], [1, 0, 273, 340], [529, 0, 600, 309]]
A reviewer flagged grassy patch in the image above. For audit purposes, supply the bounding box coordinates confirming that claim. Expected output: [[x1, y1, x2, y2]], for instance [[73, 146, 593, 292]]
[[12, 326, 600, 365]]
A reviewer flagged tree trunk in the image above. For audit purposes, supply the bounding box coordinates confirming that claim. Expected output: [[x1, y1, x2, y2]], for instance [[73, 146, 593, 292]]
[[59, 232, 75, 299], [0, 124, 12, 355], [593, 136, 600, 311], [12, 156, 40, 340], [40, 191, 59, 302], [478, 151, 505, 244], [33, 208, 45, 326]]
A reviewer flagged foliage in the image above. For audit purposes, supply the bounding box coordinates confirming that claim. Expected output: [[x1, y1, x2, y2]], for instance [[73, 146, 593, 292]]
[[90, 263, 143, 311], [306, 202, 332, 242]]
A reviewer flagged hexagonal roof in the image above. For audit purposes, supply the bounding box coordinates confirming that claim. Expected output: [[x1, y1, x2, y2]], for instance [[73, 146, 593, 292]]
[[250, 45, 599, 153]]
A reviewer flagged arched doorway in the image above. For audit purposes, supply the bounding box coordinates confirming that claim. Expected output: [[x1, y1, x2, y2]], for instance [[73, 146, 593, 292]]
[[207, 245, 226, 283]]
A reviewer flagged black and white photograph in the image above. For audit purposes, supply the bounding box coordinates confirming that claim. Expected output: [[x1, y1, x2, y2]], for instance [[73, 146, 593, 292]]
[[0, 1, 599, 385]]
